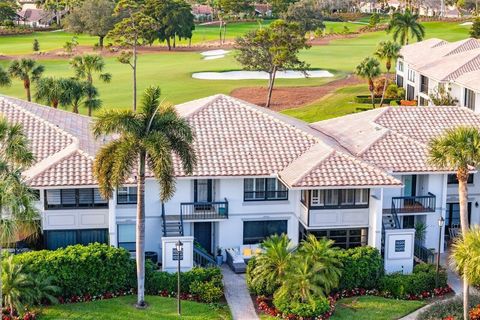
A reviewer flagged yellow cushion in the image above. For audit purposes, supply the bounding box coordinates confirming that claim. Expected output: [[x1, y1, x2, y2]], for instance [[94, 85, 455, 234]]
[[243, 248, 252, 257], [254, 248, 262, 255]]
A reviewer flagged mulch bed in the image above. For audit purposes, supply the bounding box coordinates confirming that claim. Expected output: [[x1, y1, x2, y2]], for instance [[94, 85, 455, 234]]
[[230, 75, 363, 111]]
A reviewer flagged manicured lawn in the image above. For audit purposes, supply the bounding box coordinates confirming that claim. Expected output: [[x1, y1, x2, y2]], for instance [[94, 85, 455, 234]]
[[0, 20, 471, 117], [281, 84, 371, 123], [330, 296, 425, 320], [259, 296, 425, 320], [38, 295, 231, 320]]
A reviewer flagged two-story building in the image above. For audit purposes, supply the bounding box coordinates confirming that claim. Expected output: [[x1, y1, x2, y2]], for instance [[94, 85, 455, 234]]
[[396, 38, 480, 111], [2, 94, 479, 272]]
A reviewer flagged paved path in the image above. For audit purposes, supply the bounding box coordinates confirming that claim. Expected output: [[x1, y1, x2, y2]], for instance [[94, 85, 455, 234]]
[[221, 265, 259, 320]]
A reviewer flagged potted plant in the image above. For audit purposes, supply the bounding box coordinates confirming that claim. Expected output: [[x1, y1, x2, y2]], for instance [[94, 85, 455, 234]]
[[216, 247, 223, 266]]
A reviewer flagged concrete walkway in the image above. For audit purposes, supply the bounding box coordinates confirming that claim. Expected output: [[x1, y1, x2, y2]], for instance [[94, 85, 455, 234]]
[[221, 265, 259, 320]]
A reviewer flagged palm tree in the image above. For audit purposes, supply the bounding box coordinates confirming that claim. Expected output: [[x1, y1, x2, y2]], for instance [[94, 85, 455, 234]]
[[387, 9, 425, 45], [69, 55, 111, 116], [8, 59, 45, 102], [62, 79, 101, 114], [298, 235, 342, 293], [0, 67, 11, 87], [2, 255, 34, 317], [34, 77, 72, 109], [428, 126, 480, 320], [251, 234, 294, 295], [92, 86, 196, 307], [29, 275, 60, 306], [451, 227, 480, 316], [374, 41, 402, 107], [0, 117, 39, 313], [355, 57, 381, 108]]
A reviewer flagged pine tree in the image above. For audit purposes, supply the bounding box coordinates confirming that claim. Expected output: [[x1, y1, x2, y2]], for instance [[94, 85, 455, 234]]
[[470, 18, 480, 39], [33, 39, 40, 52]]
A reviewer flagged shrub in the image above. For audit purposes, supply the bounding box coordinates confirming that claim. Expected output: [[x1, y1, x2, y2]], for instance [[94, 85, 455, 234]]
[[417, 295, 480, 320], [145, 266, 223, 299], [385, 83, 405, 99], [189, 280, 223, 303], [335, 246, 383, 290], [13, 244, 135, 297], [471, 304, 480, 320], [379, 263, 447, 298], [354, 95, 399, 104], [273, 291, 331, 318]]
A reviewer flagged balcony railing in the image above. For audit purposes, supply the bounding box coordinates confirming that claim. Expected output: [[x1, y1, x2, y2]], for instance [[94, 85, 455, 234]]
[[414, 242, 434, 264], [180, 198, 229, 220], [391, 193, 436, 214]]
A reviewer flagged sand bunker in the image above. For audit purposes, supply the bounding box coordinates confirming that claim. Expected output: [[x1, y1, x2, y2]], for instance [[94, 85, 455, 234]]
[[201, 50, 230, 60], [192, 70, 334, 80], [460, 22, 473, 26]]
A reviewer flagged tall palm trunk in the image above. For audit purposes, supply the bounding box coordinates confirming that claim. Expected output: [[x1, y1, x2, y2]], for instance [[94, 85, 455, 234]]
[[458, 167, 470, 320], [136, 151, 146, 307], [24, 79, 31, 102], [369, 78, 376, 108], [379, 63, 391, 108], [266, 67, 277, 108], [133, 38, 138, 112]]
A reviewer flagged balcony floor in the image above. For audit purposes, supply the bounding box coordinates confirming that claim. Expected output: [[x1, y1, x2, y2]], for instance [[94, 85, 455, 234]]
[[164, 213, 228, 221]]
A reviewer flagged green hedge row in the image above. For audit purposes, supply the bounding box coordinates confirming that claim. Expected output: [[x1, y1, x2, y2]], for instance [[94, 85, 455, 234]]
[[14, 243, 224, 303], [335, 246, 383, 290], [379, 263, 448, 298], [13, 243, 135, 297], [354, 95, 400, 104]]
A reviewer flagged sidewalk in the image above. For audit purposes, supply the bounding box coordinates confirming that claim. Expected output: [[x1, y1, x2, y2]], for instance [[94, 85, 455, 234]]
[[221, 265, 259, 320]]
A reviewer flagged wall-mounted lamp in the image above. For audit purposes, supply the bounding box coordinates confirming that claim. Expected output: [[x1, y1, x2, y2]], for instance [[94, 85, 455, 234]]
[[475, 201, 479, 208]]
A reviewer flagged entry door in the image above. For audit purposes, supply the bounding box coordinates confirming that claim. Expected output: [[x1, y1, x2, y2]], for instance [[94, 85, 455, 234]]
[[194, 222, 212, 254]]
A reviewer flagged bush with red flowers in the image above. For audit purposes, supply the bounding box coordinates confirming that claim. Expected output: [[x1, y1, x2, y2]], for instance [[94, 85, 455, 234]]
[[470, 304, 480, 320]]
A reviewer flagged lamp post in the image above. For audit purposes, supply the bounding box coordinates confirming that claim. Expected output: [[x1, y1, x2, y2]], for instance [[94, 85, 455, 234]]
[[436, 216, 445, 288], [176, 240, 183, 316]]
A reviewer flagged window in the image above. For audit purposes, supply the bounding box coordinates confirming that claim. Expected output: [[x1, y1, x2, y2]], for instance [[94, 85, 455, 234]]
[[243, 220, 287, 244], [117, 186, 137, 204], [464, 88, 476, 110], [299, 224, 368, 249], [398, 60, 404, 72], [420, 75, 429, 93], [407, 84, 415, 100], [32, 189, 40, 201], [407, 69, 415, 82], [118, 224, 136, 251], [244, 178, 288, 201], [44, 229, 108, 250], [301, 190, 308, 205], [308, 189, 369, 209], [447, 174, 474, 184], [396, 75, 404, 87], [44, 188, 108, 209]]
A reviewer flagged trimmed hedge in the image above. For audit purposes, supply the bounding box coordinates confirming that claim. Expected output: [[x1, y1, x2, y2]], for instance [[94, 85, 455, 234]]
[[354, 95, 400, 104], [335, 246, 383, 291], [13, 243, 135, 297], [380, 263, 448, 298]]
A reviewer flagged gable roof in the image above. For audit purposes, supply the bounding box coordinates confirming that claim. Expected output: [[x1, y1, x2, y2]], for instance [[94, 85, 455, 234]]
[[0, 94, 402, 189], [311, 106, 480, 173]]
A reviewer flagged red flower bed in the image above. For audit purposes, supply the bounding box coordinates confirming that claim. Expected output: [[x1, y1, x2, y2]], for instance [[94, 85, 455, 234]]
[[470, 304, 480, 320], [254, 286, 454, 320]]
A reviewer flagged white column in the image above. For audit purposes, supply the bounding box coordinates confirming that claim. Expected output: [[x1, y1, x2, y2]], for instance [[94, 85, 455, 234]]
[[108, 192, 117, 247], [368, 188, 383, 249]]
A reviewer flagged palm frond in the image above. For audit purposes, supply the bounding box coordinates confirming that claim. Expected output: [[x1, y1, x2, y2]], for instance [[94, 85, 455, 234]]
[[92, 109, 141, 138]]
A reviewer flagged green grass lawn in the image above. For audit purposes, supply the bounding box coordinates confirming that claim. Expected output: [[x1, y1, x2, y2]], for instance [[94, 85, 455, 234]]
[[0, 20, 471, 116], [259, 296, 425, 320], [38, 295, 231, 320], [281, 84, 371, 123]]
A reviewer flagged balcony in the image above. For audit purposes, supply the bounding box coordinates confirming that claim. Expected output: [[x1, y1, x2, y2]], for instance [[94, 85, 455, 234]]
[[390, 193, 436, 215], [180, 198, 229, 220]]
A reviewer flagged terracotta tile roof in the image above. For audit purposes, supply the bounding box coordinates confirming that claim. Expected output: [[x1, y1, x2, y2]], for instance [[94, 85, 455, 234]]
[[173, 95, 319, 177], [280, 145, 402, 188], [311, 106, 480, 173], [28, 151, 95, 187]]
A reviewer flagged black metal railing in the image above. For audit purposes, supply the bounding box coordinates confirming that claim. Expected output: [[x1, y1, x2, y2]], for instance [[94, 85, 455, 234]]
[[391, 193, 436, 214], [414, 242, 435, 264], [193, 247, 217, 267], [180, 198, 229, 220]]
